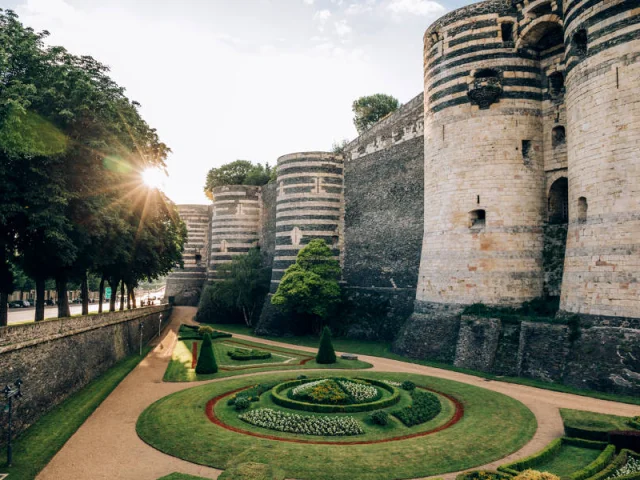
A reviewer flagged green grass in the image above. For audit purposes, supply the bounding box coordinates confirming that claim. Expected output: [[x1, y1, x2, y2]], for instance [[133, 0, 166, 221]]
[[532, 445, 602, 477], [163, 337, 372, 382], [0, 348, 150, 479], [137, 371, 537, 480], [560, 409, 636, 431], [158, 474, 211, 480], [209, 323, 640, 406]]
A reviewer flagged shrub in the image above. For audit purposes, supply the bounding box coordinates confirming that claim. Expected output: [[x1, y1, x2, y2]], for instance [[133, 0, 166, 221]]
[[513, 470, 560, 480], [587, 450, 640, 480], [392, 389, 442, 427], [456, 470, 512, 480], [178, 324, 232, 340], [195, 333, 218, 374], [401, 380, 416, 391], [227, 348, 272, 361], [369, 410, 390, 426], [316, 326, 337, 364], [607, 456, 640, 479], [198, 325, 214, 336], [218, 462, 284, 480], [297, 375, 308, 380], [629, 417, 640, 430], [228, 383, 279, 405], [235, 397, 251, 411]]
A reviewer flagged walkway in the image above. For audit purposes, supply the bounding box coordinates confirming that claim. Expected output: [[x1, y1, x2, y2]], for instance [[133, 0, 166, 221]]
[[38, 307, 640, 480]]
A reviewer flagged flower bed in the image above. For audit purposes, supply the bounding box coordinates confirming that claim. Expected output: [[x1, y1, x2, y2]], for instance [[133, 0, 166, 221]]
[[227, 348, 272, 361], [338, 380, 379, 402], [392, 389, 442, 427], [606, 456, 640, 479], [239, 408, 364, 436]]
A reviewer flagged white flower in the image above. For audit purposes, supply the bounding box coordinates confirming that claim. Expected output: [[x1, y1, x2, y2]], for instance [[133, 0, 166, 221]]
[[238, 408, 364, 436]]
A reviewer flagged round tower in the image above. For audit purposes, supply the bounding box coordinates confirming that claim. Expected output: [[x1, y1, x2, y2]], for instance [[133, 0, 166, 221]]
[[560, 1, 640, 319], [416, 0, 547, 308], [208, 185, 261, 281], [270, 152, 344, 290]]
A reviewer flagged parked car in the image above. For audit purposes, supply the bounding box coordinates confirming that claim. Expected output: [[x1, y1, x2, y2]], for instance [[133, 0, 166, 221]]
[[45, 299, 55, 306], [9, 300, 30, 308], [71, 298, 83, 304]]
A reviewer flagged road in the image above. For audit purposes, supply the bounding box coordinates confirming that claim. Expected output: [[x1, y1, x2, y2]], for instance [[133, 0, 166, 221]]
[[7, 302, 162, 325]]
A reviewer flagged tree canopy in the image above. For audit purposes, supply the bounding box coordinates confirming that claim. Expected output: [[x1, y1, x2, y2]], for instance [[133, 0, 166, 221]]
[[0, 10, 186, 324], [204, 160, 275, 200], [352, 94, 400, 134]]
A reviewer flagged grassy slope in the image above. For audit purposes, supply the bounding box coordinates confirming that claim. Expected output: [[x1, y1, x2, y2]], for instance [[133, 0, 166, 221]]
[[209, 323, 640, 406], [560, 408, 636, 431], [138, 371, 537, 480], [164, 337, 372, 382], [532, 445, 602, 477], [158, 474, 210, 480], [0, 348, 150, 479]]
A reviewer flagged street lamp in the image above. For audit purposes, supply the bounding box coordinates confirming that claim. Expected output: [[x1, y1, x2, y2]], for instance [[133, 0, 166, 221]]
[[158, 314, 163, 338], [2, 379, 23, 467], [138, 321, 144, 356]]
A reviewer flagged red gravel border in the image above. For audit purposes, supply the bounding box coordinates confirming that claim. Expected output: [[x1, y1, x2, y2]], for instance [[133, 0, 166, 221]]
[[191, 342, 198, 369], [205, 384, 465, 445]]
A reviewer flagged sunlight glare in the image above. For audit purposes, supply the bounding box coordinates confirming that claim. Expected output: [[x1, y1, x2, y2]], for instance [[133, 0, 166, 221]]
[[142, 168, 166, 190]]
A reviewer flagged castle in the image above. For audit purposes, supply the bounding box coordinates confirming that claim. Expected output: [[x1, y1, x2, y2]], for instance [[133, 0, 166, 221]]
[[166, 0, 639, 395]]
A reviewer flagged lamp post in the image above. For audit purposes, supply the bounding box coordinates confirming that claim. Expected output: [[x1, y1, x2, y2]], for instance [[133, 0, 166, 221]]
[[138, 321, 144, 356], [2, 379, 23, 467], [158, 314, 163, 338]]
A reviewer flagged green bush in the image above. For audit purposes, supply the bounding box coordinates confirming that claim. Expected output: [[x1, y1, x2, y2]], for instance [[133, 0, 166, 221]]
[[228, 382, 279, 405], [195, 333, 218, 374], [401, 380, 416, 391], [391, 389, 442, 427], [227, 348, 272, 361], [198, 325, 214, 336], [316, 326, 337, 364], [455, 470, 512, 480], [218, 462, 284, 480], [234, 397, 251, 411], [178, 324, 232, 340], [629, 417, 640, 430], [568, 444, 616, 480], [368, 410, 390, 426]]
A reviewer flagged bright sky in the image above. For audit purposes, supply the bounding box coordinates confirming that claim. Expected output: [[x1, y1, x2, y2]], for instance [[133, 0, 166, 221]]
[[7, 0, 470, 204]]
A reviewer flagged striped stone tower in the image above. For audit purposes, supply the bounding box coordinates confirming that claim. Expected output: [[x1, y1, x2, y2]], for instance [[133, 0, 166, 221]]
[[164, 204, 210, 306], [208, 185, 261, 281]]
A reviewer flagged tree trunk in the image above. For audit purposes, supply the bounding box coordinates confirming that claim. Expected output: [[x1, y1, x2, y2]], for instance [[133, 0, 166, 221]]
[[120, 282, 125, 311], [126, 284, 131, 310], [56, 276, 71, 318], [80, 273, 88, 316], [242, 307, 251, 327], [0, 292, 7, 327], [131, 287, 137, 309], [98, 277, 105, 313], [108, 279, 118, 312], [35, 276, 45, 321]]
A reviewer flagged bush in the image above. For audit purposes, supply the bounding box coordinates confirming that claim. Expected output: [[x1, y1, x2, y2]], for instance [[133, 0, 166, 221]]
[[227, 348, 272, 361], [455, 470, 512, 480], [629, 417, 640, 430], [401, 380, 416, 391], [297, 375, 308, 380], [218, 462, 284, 480], [316, 326, 337, 364], [235, 397, 251, 411], [198, 325, 214, 336], [587, 450, 640, 480], [513, 470, 560, 480], [368, 410, 390, 426], [195, 333, 218, 374], [392, 389, 442, 427], [178, 324, 232, 340]]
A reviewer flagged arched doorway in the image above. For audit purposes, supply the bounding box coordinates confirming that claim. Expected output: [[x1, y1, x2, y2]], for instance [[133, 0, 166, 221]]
[[548, 177, 568, 223], [543, 177, 569, 299]]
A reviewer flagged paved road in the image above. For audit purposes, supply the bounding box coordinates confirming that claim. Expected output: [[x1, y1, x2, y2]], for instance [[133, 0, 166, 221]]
[[38, 306, 640, 480], [7, 303, 107, 324]]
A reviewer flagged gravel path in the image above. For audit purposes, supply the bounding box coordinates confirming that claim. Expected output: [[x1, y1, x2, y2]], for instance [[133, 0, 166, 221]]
[[37, 307, 640, 480]]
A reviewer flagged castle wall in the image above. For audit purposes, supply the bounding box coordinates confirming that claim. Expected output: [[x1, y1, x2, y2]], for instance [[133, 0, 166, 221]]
[[208, 185, 261, 281], [259, 181, 277, 269], [560, 0, 640, 319], [164, 204, 210, 306]]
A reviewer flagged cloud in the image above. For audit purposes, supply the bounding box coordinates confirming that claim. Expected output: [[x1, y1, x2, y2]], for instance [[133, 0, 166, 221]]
[[387, 0, 445, 16], [303, 0, 314, 4], [345, 1, 376, 15], [313, 9, 332, 31], [334, 19, 352, 37]]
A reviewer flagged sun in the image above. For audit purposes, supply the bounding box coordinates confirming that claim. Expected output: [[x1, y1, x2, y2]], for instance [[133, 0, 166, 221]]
[[141, 167, 166, 190]]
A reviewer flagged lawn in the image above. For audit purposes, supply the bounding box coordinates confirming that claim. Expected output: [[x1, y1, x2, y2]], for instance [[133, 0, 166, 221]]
[[532, 444, 602, 477], [0, 348, 150, 479], [137, 371, 537, 480], [158, 474, 210, 480], [560, 408, 636, 432], [208, 323, 640, 406], [163, 337, 372, 382]]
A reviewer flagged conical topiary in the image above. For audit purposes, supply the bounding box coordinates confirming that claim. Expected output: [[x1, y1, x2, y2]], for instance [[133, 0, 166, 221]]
[[195, 332, 218, 374], [316, 326, 337, 364]]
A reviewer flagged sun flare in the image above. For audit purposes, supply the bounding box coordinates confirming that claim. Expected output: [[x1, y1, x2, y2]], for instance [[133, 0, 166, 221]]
[[142, 168, 166, 190]]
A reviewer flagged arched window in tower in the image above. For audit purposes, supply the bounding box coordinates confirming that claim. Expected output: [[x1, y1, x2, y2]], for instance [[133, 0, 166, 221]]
[[548, 178, 568, 224], [552, 126, 566, 148], [548, 72, 564, 97], [577, 197, 588, 223], [195, 254, 202, 266], [469, 209, 486, 228], [501, 22, 514, 42], [573, 29, 588, 57]]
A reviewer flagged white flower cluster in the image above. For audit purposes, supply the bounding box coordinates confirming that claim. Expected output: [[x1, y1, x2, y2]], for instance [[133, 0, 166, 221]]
[[239, 408, 364, 436], [291, 379, 328, 397], [382, 380, 401, 387], [338, 380, 378, 402], [609, 457, 640, 479]]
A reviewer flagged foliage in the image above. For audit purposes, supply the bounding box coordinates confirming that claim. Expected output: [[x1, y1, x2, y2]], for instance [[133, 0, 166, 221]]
[[291, 379, 349, 405], [271, 239, 341, 332], [607, 457, 640, 479], [392, 389, 442, 427], [456, 470, 512, 480], [513, 471, 561, 480], [630, 417, 640, 430], [588, 450, 640, 480], [352, 93, 400, 134], [337, 380, 379, 403], [198, 325, 214, 336], [228, 382, 279, 405], [462, 297, 560, 324], [177, 324, 231, 341], [569, 444, 616, 480], [227, 348, 271, 361], [368, 410, 390, 426], [218, 462, 285, 480], [401, 380, 416, 391], [560, 409, 636, 442], [238, 408, 364, 436], [194, 283, 242, 325], [316, 326, 337, 364], [204, 160, 274, 199], [195, 333, 218, 374], [331, 139, 349, 154], [234, 396, 251, 411]]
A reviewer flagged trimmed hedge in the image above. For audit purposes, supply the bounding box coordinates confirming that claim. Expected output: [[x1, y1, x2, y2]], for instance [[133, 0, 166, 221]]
[[391, 389, 442, 427], [587, 450, 640, 480], [568, 444, 615, 480], [455, 471, 511, 480], [195, 333, 218, 374], [178, 324, 232, 341], [629, 417, 640, 430], [564, 425, 610, 442], [316, 326, 337, 364], [227, 349, 272, 361], [608, 430, 640, 453], [498, 438, 608, 475], [271, 378, 401, 414]]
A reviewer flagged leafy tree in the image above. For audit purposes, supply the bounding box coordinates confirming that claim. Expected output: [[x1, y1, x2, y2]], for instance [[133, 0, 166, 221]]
[[204, 160, 274, 200], [331, 139, 349, 154], [195, 333, 218, 374], [316, 326, 337, 364], [271, 239, 341, 333], [352, 94, 400, 134]]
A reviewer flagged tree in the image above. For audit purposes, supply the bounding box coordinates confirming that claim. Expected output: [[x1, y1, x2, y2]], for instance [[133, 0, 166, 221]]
[[195, 333, 218, 374], [316, 326, 337, 364], [271, 239, 341, 333], [204, 160, 274, 200], [331, 139, 349, 154], [352, 94, 400, 134]]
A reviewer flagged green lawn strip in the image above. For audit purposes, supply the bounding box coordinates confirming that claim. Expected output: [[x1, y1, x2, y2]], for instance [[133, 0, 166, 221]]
[[158, 474, 210, 480], [0, 348, 151, 479], [560, 408, 637, 440], [163, 338, 372, 382], [209, 323, 640, 406], [138, 371, 537, 480], [532, 445, 602, 477]]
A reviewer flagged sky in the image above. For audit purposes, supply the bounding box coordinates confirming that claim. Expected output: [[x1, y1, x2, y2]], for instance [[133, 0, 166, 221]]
[[6, 0, 470, 204]]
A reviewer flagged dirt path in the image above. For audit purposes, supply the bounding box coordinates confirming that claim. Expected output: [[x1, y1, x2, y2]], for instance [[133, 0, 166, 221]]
[[37, 307, 640, 480]]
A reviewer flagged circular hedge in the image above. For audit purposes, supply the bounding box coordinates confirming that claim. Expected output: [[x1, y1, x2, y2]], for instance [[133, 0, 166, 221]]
[[270, 378, 401, 413]]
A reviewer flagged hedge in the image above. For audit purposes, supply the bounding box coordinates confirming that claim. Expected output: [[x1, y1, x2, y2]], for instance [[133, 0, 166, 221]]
[[608, 430, 640, 453], [568, 444, 615, 480], [270, 378, 401, 414], [586, 450, 640, 480], [227, 349, 272, 361], [498, 438, 608, 475], [178, 324, 232, 341], [564, 425, 610, 442], [629, 417, 640, 430], [455, 470, 512, 480]]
